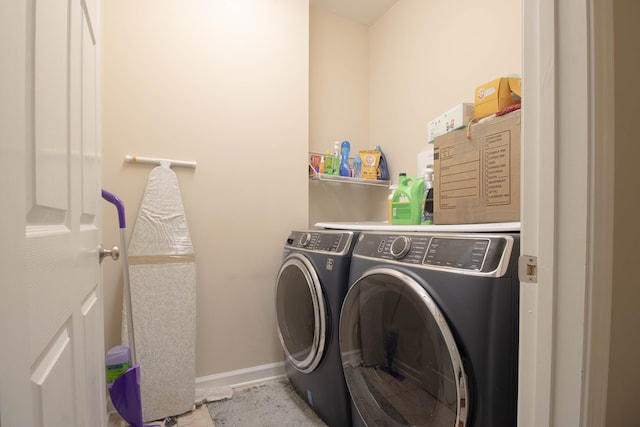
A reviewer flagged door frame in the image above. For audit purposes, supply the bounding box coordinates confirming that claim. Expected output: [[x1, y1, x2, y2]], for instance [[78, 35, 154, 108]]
[[519, 0, 614, 425]]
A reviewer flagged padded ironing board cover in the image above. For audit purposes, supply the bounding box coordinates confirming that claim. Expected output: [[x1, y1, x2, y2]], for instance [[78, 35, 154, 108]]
[[122, 165, 196, 422]]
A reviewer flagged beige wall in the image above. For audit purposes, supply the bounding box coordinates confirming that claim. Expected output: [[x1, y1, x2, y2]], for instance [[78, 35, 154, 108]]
[[100, 0, 639, 420], [608, 0, 640, 424], [309, 7, 389, 225], [103, 0, 523, 380], [101, 0, 309, 377], [309, 0, 522, 225], [98, 3, 640, 419], [369, 0, 522, 178], [309, 7, 369, 152]]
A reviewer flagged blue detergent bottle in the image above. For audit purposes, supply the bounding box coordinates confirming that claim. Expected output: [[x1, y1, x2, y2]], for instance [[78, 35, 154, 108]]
[[374, 145, 390, 180], [353, 154, 362, 178], [339, 140, 351, 177]]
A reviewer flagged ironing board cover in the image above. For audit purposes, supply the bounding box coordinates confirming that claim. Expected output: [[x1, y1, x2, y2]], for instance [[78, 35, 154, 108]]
[[123, 166, 196, 422]]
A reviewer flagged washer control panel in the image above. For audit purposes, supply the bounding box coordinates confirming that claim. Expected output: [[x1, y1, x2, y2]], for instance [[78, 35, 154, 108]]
[[285, 230, 354, 255], [354, 232, 513, 275], [425, 237, 491, 270]]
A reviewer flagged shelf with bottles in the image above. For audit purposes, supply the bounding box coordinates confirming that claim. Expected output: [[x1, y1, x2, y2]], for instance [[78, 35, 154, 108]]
[[308, 152, 390, 187], [310, 171, 390, 187]]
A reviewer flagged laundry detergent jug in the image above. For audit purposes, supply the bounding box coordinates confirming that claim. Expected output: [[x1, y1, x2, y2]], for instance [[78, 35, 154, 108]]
[[391, 176, 425, 225]]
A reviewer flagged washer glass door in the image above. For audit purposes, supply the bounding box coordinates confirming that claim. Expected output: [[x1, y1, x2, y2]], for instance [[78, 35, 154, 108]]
[[340, 268, 468, 427], [275, 253, 327, 373]]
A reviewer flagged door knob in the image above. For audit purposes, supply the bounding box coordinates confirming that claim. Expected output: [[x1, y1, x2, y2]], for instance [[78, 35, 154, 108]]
[[99, 244, 120, 263]]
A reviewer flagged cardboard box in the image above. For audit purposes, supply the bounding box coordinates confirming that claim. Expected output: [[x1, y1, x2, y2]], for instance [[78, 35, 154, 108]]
[[433, 110, 521, 224], [359, 150, 381, 180], [473, 77, 522, 120], [428, 103, 474, 142]]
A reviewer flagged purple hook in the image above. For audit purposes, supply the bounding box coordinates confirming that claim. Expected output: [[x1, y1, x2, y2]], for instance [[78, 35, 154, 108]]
[[102, 189, 126, 229]]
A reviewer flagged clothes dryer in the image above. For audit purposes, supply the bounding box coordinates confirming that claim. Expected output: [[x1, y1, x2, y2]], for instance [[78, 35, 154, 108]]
[[340, 231, 519, 427], [275, 230, 358, 427]]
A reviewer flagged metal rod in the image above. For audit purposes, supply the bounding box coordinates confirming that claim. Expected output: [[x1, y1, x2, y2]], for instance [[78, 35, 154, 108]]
[[101, 189, 137, 365], [124, 155, 197, 169], [119, 228, 137, 366]]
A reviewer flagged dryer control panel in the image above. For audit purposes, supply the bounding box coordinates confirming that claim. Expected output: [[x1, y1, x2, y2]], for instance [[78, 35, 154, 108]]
[[285, 230, 355, 255], [354, 232, 514, 276]]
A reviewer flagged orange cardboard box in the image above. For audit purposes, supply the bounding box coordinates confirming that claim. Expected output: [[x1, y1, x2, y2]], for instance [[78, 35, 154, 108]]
[[473, 77, 521, 120]]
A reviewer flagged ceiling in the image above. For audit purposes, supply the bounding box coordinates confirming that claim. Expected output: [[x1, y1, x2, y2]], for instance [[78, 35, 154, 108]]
[[310, 0, 399, 26]]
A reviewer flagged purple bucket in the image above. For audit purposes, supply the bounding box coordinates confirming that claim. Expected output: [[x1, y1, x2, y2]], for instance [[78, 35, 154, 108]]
[[109, 364, 160, 427]]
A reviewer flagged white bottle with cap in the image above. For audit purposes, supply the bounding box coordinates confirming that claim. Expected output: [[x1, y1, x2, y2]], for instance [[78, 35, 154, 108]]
[[388, 173, 406, 223], [422, 167, 434, 224], [332, 141, 340, 175]]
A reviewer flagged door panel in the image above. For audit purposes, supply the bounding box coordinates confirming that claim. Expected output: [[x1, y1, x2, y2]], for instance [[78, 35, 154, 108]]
[[30, 327, 75, 426], [82, 10, 99, 220], [33, 0, 70, 212], [1, 0, 105, 425]]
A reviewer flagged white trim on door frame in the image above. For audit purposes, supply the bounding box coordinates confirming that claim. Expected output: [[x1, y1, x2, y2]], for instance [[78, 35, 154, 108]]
[[519, 0, 614, 426]]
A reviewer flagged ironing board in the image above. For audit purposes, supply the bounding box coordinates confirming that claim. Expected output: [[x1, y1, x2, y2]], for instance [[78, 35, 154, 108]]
[[123, 165, 196, 422]]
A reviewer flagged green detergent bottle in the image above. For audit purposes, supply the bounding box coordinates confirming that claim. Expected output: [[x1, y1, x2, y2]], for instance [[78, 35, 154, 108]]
[[391, 176, 425, 225]]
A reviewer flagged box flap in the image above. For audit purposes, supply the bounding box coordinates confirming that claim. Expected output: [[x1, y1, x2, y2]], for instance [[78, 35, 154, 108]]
[[508, 77, 522, 98], [474, 77, 522, 120]]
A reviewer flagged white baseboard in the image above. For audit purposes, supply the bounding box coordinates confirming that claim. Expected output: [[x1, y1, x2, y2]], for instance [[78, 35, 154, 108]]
[[195, 361, 286, 396]]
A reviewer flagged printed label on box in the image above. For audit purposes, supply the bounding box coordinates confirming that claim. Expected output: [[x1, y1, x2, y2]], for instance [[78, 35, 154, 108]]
[[437, 144, 480, 209], [433, 110, 521, 224], [484, 130, 512, 205]]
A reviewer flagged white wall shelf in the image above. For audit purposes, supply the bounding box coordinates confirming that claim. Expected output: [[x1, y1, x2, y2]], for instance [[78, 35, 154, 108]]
[[309, 171, 389, 187], [309, 152, 390, 187]]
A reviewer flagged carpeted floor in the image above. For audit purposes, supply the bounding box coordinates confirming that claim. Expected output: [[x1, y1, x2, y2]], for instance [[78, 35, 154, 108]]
[[206, 378, 328, 427], [108, 404, 214, 427]]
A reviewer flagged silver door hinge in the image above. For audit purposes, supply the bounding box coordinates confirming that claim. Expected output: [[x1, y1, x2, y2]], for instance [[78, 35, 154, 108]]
[[518, 255, 538, 283]]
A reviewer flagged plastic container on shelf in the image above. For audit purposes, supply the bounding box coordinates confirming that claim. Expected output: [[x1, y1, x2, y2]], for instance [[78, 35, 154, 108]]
[[387, 184, 398, 223], [388, 173, 406, 223], [353, 154, 362, 178], [391, 176, 425, 225], [322, 150, 332, 175], [339, 141, 351, 177], [106, 345, 131, 388], [374, 145, 390, 180], [422, 168, 434, 224], [332, 141, 340, 176]]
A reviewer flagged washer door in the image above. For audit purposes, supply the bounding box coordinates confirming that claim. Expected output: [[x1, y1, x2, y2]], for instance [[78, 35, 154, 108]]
[[275, 253, 327, 373], [340, 268, 469, 427]]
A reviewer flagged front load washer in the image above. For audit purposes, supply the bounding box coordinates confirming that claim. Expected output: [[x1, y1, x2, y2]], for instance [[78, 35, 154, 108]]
[[340, 231, 519, 427], [275, 229, 358, 427]]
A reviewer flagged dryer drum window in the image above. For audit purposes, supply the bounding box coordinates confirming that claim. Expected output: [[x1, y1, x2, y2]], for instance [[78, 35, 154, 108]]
[[340, 268, 468, 427], [275, 254, 327, 374]]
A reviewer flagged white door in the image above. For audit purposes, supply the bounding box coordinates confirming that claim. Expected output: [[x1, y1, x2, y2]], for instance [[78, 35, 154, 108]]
[[0, 0, 105, 426]]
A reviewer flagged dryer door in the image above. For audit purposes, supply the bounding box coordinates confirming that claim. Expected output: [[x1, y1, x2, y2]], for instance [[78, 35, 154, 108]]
[[340, 267, 469, 427], [275, 253, 327, 373]]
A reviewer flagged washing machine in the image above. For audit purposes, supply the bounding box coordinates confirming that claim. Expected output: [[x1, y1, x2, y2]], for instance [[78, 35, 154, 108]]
[[275, 229, 358, 427], [340, 231, 520, 427]]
